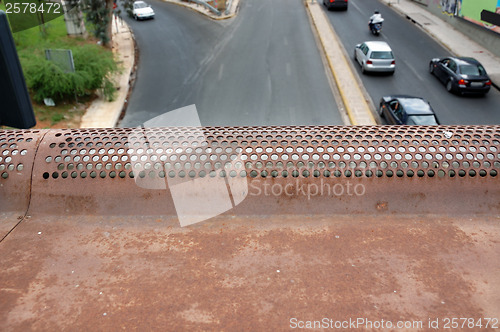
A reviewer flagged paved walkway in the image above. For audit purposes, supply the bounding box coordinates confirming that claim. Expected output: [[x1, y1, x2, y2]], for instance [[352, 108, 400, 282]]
[[380, 0, 500, 88]]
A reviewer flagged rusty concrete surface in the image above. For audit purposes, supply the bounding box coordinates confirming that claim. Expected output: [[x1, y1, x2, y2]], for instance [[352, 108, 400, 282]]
[[1, 214, 499, 330]]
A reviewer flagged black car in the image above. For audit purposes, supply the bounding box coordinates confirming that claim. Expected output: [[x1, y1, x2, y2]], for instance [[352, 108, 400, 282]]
[[379, 96, 440, 125], [429, 57, 491, 95], [323, 0, 348, 11]]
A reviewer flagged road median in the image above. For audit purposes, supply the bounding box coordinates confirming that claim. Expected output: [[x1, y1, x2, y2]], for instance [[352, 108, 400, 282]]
[[306, 1, 376, 125], [161, 0, 240, 20]]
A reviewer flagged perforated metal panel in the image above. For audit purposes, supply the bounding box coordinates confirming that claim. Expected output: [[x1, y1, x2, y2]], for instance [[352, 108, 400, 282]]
[[1, 126, 499, 217], [34, 126, 500, 180], [0, 130, 42, 210]]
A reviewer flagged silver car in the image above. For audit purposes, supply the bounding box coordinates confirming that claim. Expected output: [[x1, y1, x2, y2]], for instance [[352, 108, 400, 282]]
[[354, 41, 395, 74]]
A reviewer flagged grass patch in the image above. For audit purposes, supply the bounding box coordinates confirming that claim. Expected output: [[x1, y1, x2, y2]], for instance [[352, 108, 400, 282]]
[[31, 95, 92, 129]]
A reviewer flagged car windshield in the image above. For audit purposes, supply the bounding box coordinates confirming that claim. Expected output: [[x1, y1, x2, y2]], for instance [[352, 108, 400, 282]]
[[407, 115, 438, 125], [134, 2, 148, 9], [370, 51, 393, 59]]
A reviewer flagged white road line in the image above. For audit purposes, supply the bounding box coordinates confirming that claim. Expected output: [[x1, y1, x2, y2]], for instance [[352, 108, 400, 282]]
[[404, 60, 425, 82], [218, 63, 224, 81], [350, 0, 362, 12], [289, 106, 296, 124]]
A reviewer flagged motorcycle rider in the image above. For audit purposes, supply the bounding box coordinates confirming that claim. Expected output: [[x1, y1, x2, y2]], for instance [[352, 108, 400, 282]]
[[369, 10, 384, 32]]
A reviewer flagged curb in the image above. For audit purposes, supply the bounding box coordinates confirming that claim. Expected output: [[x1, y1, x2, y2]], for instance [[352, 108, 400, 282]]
[[118, 27, 139, 126]]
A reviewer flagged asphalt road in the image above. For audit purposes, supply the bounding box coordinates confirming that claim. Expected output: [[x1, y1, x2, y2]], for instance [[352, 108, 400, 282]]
[[323, 0, 500, 125], [120, 0, 342, 127]]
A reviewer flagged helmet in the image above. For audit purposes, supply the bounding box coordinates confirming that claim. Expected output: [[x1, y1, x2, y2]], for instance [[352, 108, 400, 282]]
[[374, 10, 380, 14]]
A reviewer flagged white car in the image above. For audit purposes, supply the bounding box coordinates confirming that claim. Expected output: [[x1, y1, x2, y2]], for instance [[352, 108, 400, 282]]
[[133, 1, 155, 20], [354, 41, 395, 74]]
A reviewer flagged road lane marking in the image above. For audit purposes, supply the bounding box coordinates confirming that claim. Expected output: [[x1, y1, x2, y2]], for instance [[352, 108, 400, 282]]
[[289, 106, 296, 124], [218, 63, 224, 81], [404, 60, 425, 82], [350, 0, 362, 13]]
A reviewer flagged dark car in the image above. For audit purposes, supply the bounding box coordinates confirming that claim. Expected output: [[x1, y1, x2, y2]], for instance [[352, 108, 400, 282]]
[[379, 96, 440, 125], [323, 0, 348, 11], [429, 57, 491, 95]]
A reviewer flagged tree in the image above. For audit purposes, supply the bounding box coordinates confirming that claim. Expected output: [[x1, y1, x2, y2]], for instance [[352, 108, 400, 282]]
[[66, 0, 134, 48]]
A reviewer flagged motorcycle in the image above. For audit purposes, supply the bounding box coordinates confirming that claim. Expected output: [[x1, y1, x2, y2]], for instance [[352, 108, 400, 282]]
[[369, 19, 384, 36]]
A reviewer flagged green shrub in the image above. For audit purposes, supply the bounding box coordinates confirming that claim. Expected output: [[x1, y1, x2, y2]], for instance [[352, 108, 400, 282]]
[[24, 44, 117, 103]]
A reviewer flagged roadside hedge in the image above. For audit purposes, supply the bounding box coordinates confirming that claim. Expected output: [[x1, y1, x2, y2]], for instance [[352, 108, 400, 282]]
[[24, 44, 118, 103]]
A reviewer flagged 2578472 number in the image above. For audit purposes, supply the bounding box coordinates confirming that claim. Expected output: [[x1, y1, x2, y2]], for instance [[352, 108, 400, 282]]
[[442, 318, 499, 329], [5, 2, 61, 14]]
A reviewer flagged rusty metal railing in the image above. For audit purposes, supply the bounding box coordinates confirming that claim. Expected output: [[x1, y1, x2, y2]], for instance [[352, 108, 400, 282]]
[[1, 126, 499, 224]]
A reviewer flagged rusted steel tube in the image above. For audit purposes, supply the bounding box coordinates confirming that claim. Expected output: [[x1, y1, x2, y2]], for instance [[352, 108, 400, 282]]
[[1, 126, 498, 220]]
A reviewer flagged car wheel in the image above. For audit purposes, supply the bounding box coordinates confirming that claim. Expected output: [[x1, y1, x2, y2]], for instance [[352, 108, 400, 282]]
[[134, 15, 138, 20], [429, 63, 434, 74], [446, 80, 454, 93], [361, 64, 366, 74]]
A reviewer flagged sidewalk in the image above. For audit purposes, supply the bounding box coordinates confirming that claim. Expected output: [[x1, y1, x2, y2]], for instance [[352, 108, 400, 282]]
[[80, 18, 135, 128], [380, 0, 500, 89]]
